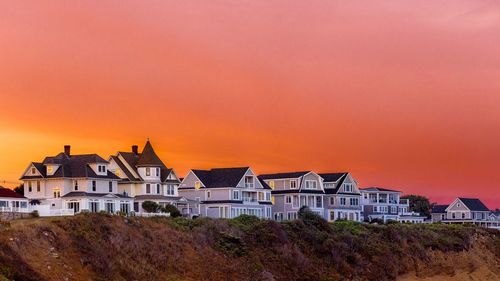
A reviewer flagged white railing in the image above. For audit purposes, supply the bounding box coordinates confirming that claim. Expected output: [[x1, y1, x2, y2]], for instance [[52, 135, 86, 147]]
[[243, 197, 258, 203], [135, 212, 171, 217], [0, 206, 30, 213]]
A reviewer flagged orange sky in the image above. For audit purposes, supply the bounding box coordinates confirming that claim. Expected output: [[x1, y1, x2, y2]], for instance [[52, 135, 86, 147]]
[[1, 1, 499, 208]]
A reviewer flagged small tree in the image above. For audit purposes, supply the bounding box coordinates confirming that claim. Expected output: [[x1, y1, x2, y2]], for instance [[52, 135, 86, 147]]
[[162, 204, 182, 218], [142, 201, 160, 213], [298, 206, 331, 231], [401, 194, 432, 218], [14, 184, 24, 196]]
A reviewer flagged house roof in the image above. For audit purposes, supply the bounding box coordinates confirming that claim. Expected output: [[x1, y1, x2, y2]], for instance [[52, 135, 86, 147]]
[[136, 140, 165, 167], [319, 173, 347, 183], [258, 171, 310, 180], [458, 198, 490, 212], [258, 178, 273, 190], [361, 187, 401, 193], [0, 186, 26, 199], [20, 153, 119, 180], [192, 167, 250, 188], [431, 204, 449, 213], [113, 141, 179, 183]]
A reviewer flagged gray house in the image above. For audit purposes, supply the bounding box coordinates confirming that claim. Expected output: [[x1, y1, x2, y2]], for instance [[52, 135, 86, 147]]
[[178, 167, 272, 219], [431, 198, 498, 229], [259, 171, 325, 221], [360, 187, 425, 223], [319, 173, 362, 222]]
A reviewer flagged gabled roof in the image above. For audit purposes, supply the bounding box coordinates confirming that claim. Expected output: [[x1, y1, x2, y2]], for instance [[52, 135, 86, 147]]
[[192, 167, 250, 188], [20, 152, 119, 180], [431, 204, 449, 213], [458, 198, 490, 212], [319, 173, 347, 183], [136, 140, 165, 167], [259, 171, 310, 180], [113, 141, 179, 183], [361, 187, 401, 193], [258, 178, 272, 190], [0, 186, 26, 199]]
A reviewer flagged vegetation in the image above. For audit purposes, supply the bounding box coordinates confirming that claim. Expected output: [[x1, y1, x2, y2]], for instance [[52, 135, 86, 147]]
[[13, 184, 24, 196], [0, 214, 498, 281], [161, 204, 181, 218], [141, 200, 161, 213], [401, 194, 433, 217]]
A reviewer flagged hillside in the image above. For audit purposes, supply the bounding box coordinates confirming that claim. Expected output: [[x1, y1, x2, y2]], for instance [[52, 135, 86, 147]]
[[0, 213, 499, 281]]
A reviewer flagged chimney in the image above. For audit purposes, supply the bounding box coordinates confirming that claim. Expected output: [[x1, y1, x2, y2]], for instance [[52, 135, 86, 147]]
[[132, 145, 138, 155], [64, 145, 71, 157]]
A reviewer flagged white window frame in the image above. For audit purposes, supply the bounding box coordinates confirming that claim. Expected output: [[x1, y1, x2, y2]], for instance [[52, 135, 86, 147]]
[[285, 195, 292, 204], [305, 180, 317, 189], [290, 180, 297, 189]]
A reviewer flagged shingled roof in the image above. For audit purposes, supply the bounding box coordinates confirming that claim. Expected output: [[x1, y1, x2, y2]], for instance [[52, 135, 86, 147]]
[[361, 187, 401, 193], [259, 171, 310, 180], [192, 167, 250, 188], [136, 140, 165, 167], [0, 186, 26, 199], [319, 173, 347, 183], [20, 151, 119, 180], [432, 204, 449, 213], [458, 198, 490, 212], [112, 141, 178, 183]]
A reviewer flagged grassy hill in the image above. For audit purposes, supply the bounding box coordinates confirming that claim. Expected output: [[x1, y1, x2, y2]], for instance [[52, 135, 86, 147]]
[[0, 213, 499, 281]]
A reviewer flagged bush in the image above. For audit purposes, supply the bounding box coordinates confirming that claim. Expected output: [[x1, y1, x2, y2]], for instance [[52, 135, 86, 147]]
[[161, 204, 181, 218], [30, 210, 39, 218], [298, 206, 331, 232], [142, 201, 160, 213]]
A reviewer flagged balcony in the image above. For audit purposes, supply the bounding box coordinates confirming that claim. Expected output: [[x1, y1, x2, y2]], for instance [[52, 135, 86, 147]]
[[243, 197, 258, 204]]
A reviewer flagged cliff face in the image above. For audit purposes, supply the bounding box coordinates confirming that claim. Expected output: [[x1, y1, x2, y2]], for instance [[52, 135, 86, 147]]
[[0, 214, 499, 281]]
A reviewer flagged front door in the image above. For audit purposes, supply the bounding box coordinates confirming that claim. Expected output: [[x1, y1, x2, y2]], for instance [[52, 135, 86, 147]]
[[68, 202, 80, 213]]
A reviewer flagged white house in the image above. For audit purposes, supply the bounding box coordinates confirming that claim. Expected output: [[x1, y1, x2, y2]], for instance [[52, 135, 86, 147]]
[[0, 186, 29, 213], [319, 173, 363, 222], [431, 198, 499, 229], [108, 140, 196, 215], [20, 145, 132, 216]]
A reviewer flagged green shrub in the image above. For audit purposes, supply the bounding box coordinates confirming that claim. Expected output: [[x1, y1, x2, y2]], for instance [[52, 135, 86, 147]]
[[142, 201, 160, 213], [161, 204, 181, 218]]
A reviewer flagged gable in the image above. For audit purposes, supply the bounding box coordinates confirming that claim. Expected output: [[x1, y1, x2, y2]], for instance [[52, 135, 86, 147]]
[[180, 170, 206, 188], [236, 168, 263, 189], [300, 172, 323, 191], [446, 199, 470, 212]]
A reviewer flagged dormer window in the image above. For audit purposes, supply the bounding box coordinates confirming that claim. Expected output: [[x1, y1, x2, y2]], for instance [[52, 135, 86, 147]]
[[146, 167, 151, 176], [344, 184, 352, 192], [195, 181, 201, 190], [290, 180, 297, 189], [47, 165, 53, 174], [98, 165, 106, 173], [244, 176, 254, 188], [305, 180, 317, 189], [31, 167, 36, 175]]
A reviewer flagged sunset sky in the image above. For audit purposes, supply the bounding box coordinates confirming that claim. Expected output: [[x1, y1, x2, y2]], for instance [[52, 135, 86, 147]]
[[1, 1, 499, 208]]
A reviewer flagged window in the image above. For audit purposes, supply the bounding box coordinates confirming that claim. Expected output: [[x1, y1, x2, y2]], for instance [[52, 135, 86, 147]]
[[344, 184, 352, 192], [461, 213, 466, 219], [285, 196, 292, 204], [287, 212, 297, 220], [120, 202, 130, 214], [292, 195, 299, 208], [349, 198, 358, 206], [31, 167, 36, 174], [266, 192, 271, 201], [269, 181, 275, 190], [28, 182, 32, 192], [166, 185, 175, 195], [146, 184, 151, 194], [89, 201, 99, 212], [109, 182, 113, 193], [105, 201, 114, 213], [146, 167, 151, 176], [274, 212, 284, 221], [74, 180, 79, 191], [207, 191, 211, 199], [53, 189, 61, 198], [452, 213, 456, 219], [47, 165, 53, 174], [340, 198, 346, 205], [36, 181, 40, 192], [329, 197, 335, 205], [156, 184, 160, 194], [244, 176, 254, 188], [258, 192, 264, 201], [290, 180, 297, 189], [233, 190, 240, 200], [305, 180, 317, 189], [156, 168, 160, 177], [391, 206, 397, 213], [92, 181, 96, 192], [116, 169, 121, 176], [316, 196, 322, 208], [195, 181, 201, 190]]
